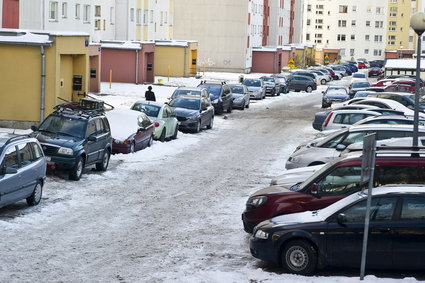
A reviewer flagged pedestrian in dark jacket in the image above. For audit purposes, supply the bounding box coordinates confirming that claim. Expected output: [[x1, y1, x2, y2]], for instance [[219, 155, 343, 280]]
[[145, 86, 156, 101]]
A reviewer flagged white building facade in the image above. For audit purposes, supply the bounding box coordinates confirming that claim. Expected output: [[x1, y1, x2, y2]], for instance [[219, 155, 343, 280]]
[[302, 0, 387, 61], [269, 0, 291, 46]]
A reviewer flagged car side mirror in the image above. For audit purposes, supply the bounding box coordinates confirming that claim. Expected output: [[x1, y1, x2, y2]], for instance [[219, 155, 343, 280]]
[[336, 144, 347, 151], [202, 106, 208, 111], [3, 167, 18, 175], [337, 213, 347, 226], [87, 136, 97, 142], [170, 112, 176, 117], [310, 183, 318, 195], [31, 125, 38, 131]]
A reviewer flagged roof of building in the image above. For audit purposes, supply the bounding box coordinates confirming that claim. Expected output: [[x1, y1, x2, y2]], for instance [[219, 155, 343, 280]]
[[385, 59, 425, 70], [155, 40, 197, 47], [0, 29, 89, 46]]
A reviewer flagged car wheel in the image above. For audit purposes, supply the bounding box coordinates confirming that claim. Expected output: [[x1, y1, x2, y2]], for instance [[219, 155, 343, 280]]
[[207, 117, 214, 129], [26, 181, 42, 206], [195, 120, 201, 133], [172, 126, 179, 139], [282, 240, 317, 275], [216, 104, 224, 115], [321, 79, 326, 85], [246, 102, 250, 109], [148, 135, 154, 146], [240, 100, 245, 110], [69, 156, 84, 181], [130, 141, 136, 153], [306, 86, 313, 93], [159, 128, 166, 142], [96, 149, 110, 171], [227, 103, 232, 113]]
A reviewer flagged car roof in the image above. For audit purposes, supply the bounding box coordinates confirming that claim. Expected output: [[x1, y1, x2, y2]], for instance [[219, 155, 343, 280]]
[[329, 109, 380, 115], [347, 123, 419, 131], [132, 100, 164, 107], [175, 87, 204, 91]]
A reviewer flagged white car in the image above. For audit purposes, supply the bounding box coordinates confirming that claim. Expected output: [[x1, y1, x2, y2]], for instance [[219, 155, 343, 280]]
[[350, 72, 368, 84], [351, 97, 425, 117], [321, 109, 381, 131], [342, 136, 425, 156]]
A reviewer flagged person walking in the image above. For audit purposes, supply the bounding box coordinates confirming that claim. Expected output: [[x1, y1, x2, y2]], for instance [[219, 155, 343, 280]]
[[145, 86, 156, 101]]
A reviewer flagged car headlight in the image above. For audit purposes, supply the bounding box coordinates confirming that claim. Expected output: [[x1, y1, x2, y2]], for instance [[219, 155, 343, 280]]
[[211, 99, 218, 103], [58, 147, 73, 155], [188, 115, 198, 121], [246, 196, 268, 209], [234, 97, 243, 102], [254, 229, 269, 239]]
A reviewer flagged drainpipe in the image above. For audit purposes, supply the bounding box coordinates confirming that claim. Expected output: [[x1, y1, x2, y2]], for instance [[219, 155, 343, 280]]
[[183, 47, 187, 77], [40, 46, 46, 122], [274, 51, 277, 74], [135, 49, 139, 84]]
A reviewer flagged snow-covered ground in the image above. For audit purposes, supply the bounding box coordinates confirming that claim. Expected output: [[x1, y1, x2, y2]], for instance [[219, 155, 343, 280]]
[[0, 72, 420, 282]]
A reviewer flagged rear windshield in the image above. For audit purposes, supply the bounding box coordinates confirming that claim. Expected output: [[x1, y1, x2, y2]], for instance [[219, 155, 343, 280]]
[[243, 79, 261, 87], [230, 86, 244, 94], [172, 89, 202, 98], [131, 103, 161, 117]]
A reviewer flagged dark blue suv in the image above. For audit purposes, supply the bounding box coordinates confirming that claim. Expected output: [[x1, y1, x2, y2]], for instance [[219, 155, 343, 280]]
[[0, 134, 46, 208]]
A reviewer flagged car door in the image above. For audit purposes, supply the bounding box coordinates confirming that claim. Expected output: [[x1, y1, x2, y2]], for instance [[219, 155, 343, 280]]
[[0, 145, 21, 205], [392, 195, 425, 268], [325, 197, 397, 268], [162, 105, 174, 137], [200, 98, 212, 127], [222, 85, 232, 109], [85, 119, 99, 164], [137, 113, 154, 145], [16, 142, 38, 198]]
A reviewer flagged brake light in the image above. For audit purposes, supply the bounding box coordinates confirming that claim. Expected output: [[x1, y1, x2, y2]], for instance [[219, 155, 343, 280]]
[[323, 112, 334, 127], [154, 122, 160, 127]]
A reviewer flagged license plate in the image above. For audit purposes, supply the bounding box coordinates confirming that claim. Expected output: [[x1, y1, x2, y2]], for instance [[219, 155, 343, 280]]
[[45, 156, 51, 162]]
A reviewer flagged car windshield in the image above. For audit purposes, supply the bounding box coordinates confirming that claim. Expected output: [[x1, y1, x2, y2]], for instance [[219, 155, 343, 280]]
[[261, 77, 274, 82], [131, 103, 161, 117], [230, 86, 244, 94], [353, 82, 370, 88], [169, 97, 200, 110], [172, 89, 202, 98], [39, 115, 87, 139], [327, 88, 347, 95], [290, 160, 338, 192], [243, 79, 261, 87], [198, 85, 221, 95]]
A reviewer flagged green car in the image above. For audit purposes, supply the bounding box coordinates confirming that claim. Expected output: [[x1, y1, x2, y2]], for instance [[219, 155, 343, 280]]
[[131, 101, 179, 142]]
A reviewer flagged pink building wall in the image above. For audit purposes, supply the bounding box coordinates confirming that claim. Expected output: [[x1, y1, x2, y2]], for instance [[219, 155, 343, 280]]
[[2, 0, 19, 28], [89, 45, 101, 93]]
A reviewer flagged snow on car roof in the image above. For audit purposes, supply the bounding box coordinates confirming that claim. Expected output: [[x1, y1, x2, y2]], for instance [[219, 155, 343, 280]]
[[105, 109, 145, 142]]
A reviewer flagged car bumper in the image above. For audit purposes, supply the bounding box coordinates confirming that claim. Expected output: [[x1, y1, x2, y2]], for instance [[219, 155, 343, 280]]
[[265, 88, 274, 94], [112, 143, 131, 154], [45, 155, 77, 170], [250, 92, 263, 99], [249, 236, 280, 265], [232, 100, 245, 108], [178, 120, 199, 131]]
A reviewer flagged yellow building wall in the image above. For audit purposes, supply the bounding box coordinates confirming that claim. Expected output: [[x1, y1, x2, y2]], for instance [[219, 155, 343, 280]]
[[386, 0, 414, 51]]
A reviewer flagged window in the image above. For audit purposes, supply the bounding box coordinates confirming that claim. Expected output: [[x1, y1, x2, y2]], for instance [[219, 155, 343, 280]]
[[374, 35, 383, 42], [316, 19, 323, 24], [352, 20, 356, 27], [32, 143, 43, 160], [49, 1, 58, 20], [389, 21, 397, 26], [316, 10, 323, 15], [75, 4, 80, 19], [130, 8, 134, 22], [365, 35, 370, 40], [375, 21, 383, 28], [390, 7, 398, 12], [390, 13, 397, 17], [306, 34, 310, 41], [307, 19, 311, 25], [389, 27, 396, 31], [374, 49, 382, 56], [95, 19, 101, 30], [136, 9, 142, 25], [401, 197, 425, 220], [376, 7, 384, 14], [338, 20, 347, 27], [62, 2, 67, 18], [389, 35, 396, 40], [160, 11, 163, 26], [339, 5, 348, 13], [110, 7, 114, 24], [316, 166, 362, 196], [352, 5, 357, 12], [144, 10, 149, 25], [17, 143, 34, 167], [164, 12, 167, 24], [341, 197, 397, 223], [307, 4, 311, 11], [2, 146, 19, 169], [95, 5, 101, 17], [364, 49, 369, 54], [340, 49, 346, 56], [366, 21, 370, 27], [83, 5, 90, 22], [150, 10, 154, 23], [351, 35, 355, 40], [337, 34, 346, 41]]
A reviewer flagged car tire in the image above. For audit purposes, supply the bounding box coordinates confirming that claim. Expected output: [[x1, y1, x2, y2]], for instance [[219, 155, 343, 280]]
[[130, 141, 136, 153], [69, 156, 84, 181], [172, 126, 178, 139], [227, 103, 232, 113], [281, 240, 317, 275], [96, 149, 110, 171], [26, 181, 42, 206], [216, 104, 224, 115], [195, 120, 201, 133], [240, 101, 245, 110], [321, 79, 326, 85], [148, 135, 154, 146], [207, 117, 214, 129], [246, 102, 250, 109], [306, 86, 313, 93], [159, 128, 166, 142]]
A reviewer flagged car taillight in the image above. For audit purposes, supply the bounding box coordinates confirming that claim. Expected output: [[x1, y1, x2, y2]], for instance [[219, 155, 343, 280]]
[[154, 122, 160, 127], [323, 112, 334, 127]]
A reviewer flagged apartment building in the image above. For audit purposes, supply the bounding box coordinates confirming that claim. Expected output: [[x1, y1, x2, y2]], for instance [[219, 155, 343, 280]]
[[302, 0, 387, 61], [386, 0, 418, 52], [290, 0, 304, 43], [269, 0, 291, 46]]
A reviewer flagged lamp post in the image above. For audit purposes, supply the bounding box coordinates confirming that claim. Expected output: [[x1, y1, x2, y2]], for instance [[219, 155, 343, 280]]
[[410, 12, 425, 147]]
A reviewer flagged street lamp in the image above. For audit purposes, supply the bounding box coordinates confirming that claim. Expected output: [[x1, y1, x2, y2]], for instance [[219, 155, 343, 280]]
[[410, 12, 425, 147]]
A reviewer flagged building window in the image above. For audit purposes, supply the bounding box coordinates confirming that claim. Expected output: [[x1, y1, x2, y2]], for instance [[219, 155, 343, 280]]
[[352, 20, 356, 27], [83, 5, 90, 23], [110, 7, 114, 24], [351, 35, 355, 40], [49, 1, 58, 20], [130, 8, 134, 22], [375, 21, 383, 28], [389, 27, 396, 31], [366, 21, 370, 27], [338, 20, 346, 27], [95, 19, 101, 30], [164, 12, 167, 24], [306, 33, 310, 41], [350, 49, 355, 56], [389, 21, 397, 26], [136, 9, 142, 25], [75, 4, 80, 19], [352, 6, 357, 12], [390, 7, 398, 12], [409, 36, 413, 43], [307, 19, 311, 25], [364, 49, 369, 54], [339, 5, 348, 13], [307, 4, 311, 11], [376, 7, 384, 14], [374, 35, 383, 42], [150, 10, 154, 23], [390, 13, 397, 17], [373, 50, 382, 56], [160, 11, 163, 26], [365, 35, 370, 40], [95, 5, 101, 17], [62, 2, 67, 18], [316, 19, 323, 24], [337, 34, 346, 41], [144, 10, 149, 25], [340, 49, 346, 56]]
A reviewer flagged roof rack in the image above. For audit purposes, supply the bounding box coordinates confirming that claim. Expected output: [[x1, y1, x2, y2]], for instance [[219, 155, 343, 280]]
[[199, 80, 226, 85], [53, 98, 106, 118]]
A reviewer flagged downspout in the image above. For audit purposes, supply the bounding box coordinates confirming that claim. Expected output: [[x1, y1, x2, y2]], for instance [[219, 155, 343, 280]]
[[40, 45, 46, 122], [274, 51, 277, 74], [135, 49, 139, 84], [183, 47, 187, 77]]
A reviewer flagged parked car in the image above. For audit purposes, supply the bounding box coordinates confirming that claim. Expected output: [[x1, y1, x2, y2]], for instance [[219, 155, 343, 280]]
[[353, 90, 376, 98], [329, 65, 349, 77], [244, 151, 425, 233], [351, 97, 421, 116], [243, 78, 266, 100], [0, 134, 46, 208], [321, 86, 349, 108], [197, 81, 232, 114], [286, 75, 317, 93], [357, 62, 367, 69], [352, 115, 425, 126], [168, 95, 214, 133], [271, 74, 289, 94], [228, 84, 250, 110], [371, 78, 397, 87], [291, 71, 319, 85], [131, 101, 179, 141], [368, 67, 383, 77], [320, 109, 380, 131], [169, 87, 210, 100], [311, 70, 329, 85], [286, 124, 425, 169], [260, 76, 280, 96], [106, 109, 154, 153], [324, 67, 341, 80], [349, 80, 371, 98], [350, 72, 367, 83], [270, 164, 325, 186], [250, 185, 425, 274], [31, 99, 112, 181], [366, 92, 425, 112]]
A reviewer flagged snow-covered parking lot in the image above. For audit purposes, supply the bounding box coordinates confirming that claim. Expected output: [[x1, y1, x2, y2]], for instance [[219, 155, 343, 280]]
[[0, 73, 423, 282]]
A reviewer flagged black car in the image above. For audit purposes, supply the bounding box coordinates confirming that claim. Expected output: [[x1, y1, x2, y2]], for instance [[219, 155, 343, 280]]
[[271, 74, 289, 94], [286, 75, 317, 93], [260, 76, 280, 96], [321, 86, 349, 108], [31, 98, 112, 181], [197, 81, 233, 114], [169, 95, 214, 133], [250, 185, 425, 275]]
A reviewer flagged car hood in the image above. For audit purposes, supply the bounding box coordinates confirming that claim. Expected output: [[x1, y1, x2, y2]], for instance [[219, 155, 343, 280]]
[[270, 164, 325, 186], [32, 132, 83, 148], [324, 94, 349, 99], [255, 211, 324, 231], [250, 185, 292, 197], [247, 86, 262, 92], [172, 107, 199, 117]]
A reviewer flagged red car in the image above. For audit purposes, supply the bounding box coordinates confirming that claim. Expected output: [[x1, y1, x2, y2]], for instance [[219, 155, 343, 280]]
[[242, 153, 425, 233], [384, 83, 415, 93], [357, 62, 367, 69], [368, 67, 383, 77], [372, 78, 396, 87], [106, 109, 154, 154]]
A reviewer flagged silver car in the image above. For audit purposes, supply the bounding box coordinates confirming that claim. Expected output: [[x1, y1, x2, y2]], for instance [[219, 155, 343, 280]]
[[243, 78, 266, 100], [286, 124, 425, 169], [228, 84, 250, 110]]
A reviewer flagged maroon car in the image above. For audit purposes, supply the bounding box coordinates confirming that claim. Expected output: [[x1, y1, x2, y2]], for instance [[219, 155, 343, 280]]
[[106, 109, 154, 154], [242, 153, 425, 233]]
